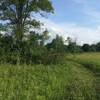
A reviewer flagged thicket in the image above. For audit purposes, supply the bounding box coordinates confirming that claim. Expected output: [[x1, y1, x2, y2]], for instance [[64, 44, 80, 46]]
[[0, 32, 65, 64]]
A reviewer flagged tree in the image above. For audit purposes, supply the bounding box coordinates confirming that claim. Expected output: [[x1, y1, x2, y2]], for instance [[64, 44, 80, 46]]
[[0, 0, 53, 64], [82, 44, 90, 52], [67, 43, 82, 53], [90, 44, 96, 52], [39, 29, 49, 46], [96, 42, 100, 51], [66, 37, 82, 53], [47, 35, 65, 53], [0, 0, 53, 42], [66, 37, 72, 45], [45, 35, 65, 64]]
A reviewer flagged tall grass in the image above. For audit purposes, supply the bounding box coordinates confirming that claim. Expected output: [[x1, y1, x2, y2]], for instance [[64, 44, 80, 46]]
[[0, 61, 97, 100]]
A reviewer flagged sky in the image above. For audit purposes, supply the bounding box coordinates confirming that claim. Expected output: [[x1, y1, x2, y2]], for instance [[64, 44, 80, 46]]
[[39, 0, 100, 45], [1, 0, 100, 45]]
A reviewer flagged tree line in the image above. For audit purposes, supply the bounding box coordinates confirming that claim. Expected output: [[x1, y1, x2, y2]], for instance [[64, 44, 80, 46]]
[[64, 37, 100, 53], [0, 28, 67, 64], [0, 29, 100, 65], [0, 0, 100, 65]]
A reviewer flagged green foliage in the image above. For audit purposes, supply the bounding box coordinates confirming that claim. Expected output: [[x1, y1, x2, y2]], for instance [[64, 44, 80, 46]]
[[64, 36, 100, 53], [47, 35, 65, 52], [82, 44, 90, 52], [90, 44, 96, 52], [0, 0, 53, 41], [0, 0, 55, 65], [46, 35, 65, 64], [67, 43, 82, 53], [96, 42, 100, 51], [0, 32, 65, 64]]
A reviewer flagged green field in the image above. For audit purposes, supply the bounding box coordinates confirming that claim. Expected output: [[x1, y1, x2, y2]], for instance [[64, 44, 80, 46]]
[[0, 53, 100, 100]]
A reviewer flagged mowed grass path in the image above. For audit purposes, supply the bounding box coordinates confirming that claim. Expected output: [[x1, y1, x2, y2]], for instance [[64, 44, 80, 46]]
[[67, 53, 100, 99], [71, 53, 100, 73], [0, 61, 97, 100]]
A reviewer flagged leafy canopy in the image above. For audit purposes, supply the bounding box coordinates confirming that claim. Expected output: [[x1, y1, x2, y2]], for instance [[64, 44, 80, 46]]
[[0, 0, 53, 41]]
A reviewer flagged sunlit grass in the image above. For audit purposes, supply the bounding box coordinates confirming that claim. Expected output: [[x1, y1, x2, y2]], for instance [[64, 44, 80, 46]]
[[71, 53, 100, 72], [0, 61, 97, 100], [67, 52, 100, 100]]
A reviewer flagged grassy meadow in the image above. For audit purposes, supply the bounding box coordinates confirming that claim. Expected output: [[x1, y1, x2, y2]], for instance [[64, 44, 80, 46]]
[[0, 53, 100, 100], [68, 53, 100, 73]]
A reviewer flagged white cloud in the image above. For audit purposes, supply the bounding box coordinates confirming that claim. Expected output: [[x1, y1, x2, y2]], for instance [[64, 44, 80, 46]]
[[73, 0, 100, 22], [38, 17, 100, 45]]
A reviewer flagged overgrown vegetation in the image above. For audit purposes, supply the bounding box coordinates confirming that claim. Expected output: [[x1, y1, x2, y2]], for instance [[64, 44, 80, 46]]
[[0, 61, 98, 100], [0, 0, 100, 100], [0, 0, 67, 65]]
